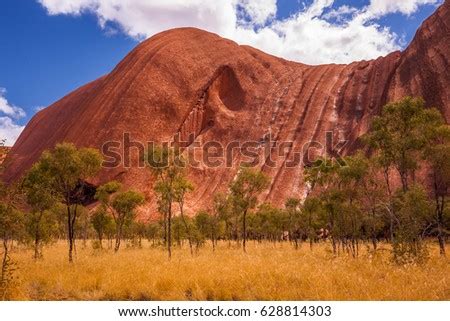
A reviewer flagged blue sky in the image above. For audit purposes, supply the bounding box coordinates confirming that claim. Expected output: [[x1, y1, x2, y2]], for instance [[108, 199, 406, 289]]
[[0, 0, 443, 145]]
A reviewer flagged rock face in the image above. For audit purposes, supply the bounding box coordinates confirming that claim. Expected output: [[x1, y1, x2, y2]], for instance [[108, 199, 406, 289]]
[[3, 1, 450, 215]]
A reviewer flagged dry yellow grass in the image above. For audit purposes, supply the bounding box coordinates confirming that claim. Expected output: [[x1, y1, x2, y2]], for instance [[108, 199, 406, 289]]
[[5, 241, 450, 300]]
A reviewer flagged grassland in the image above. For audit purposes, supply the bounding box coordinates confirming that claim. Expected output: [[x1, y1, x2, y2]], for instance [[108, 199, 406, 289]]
[[5, 241, 450, 300]]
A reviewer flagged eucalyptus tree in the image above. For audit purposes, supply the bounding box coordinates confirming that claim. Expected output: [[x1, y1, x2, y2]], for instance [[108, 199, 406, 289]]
[[22, 163, 59, 259], [304, 158, 341, 254], [96, 181, 145, 252], [364, 97, 442, 192], [364, 97, 447, 257], [173, 176, 194, 254], [194, 210, 211, 249], [423, 125, 450, 256], [213, 193, 233, 246], [145, 145, 187, 259], [91, 206, 114, 249], [0, 183, 23, 299], [285, 198, 303, 249], [392, 185, 433, 264], [230, 167, 270, 252], [301, 196, 325, 250], [30, 143, 102, 262]]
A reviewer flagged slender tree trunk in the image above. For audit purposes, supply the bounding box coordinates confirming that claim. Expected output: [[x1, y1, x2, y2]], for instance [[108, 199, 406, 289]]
[[0, 238, 13, 300], [114, 223, 122, 252], [33, 211, 44, 260], [329, 208, 337, 255], [34, 234, 41, 260], [383, 168, 395, 243], [68, 237, 74, 263], [167, 202, 172, 259], [179, 203, 193, 256], [99, 232, 103, 249], [242, 209, 247, 253], [372, 237, 377, 251], [1, 239, 9, 284], [162, 212, 167, 246], [436, 194, 446, 256], [331, 237, 337, 255], [211, 225, 217, 252], [67, 205, 74, 263]]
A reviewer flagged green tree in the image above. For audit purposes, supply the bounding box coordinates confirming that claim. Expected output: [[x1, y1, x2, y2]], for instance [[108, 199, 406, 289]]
[[305, 155, 368, 256], [146, 222, 163, 246], [285, 198, 303, 249], [254, 203, 285, 243], [230, 167, 270, 252], [364, 97, 442, 192], [194, 211, 210, 249], [301, 196, 325, 250], [0, 184, 24, 299], [355, 157, 389, 250], [364, 97, 447, 256], [31, 143, 102, 262], [91, 206, 114, 249], [173, 176, 195, 255], [23, 211, 58, 260], [145, 145, 186, 259], [210, 194, 227, 251], [76, 206, 90, 249], [424, 125, 450, 256], [111, 191, 144, 251], [304, 158, 341, 254], [336, 153, 371, 257], [194, 209, 222, 251], [96, 181, 144, 252], [171, 216, 186, 247], [213, 193, 233, 246], [22, 163, 59, 259], [95, 181, 120, 250], [129, 221, 147, 248], [392, 185, 433, 264]]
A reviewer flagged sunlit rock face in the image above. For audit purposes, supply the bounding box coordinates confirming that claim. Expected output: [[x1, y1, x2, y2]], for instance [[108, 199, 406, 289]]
[[4, 1, 449, 215]]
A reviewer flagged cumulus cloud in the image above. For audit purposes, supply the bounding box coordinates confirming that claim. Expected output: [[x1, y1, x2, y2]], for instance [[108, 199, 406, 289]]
[[0, 88, 26, 119], [0, 88, 26, 146], [0, 117, 25, 146], [364, 0, 442, 18], [237, 0, 277, 26], [37, 0, 443, 64]]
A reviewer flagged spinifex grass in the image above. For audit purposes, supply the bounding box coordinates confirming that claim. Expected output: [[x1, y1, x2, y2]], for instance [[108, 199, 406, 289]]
[[5, 241, 450, 300]]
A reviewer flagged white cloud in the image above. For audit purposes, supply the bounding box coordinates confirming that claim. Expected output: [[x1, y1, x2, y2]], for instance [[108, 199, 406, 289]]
[[34, 106, 46, 112], [37, 0, 443, 64], [364, 0, 441, 18], [0, 88, 26, 119], [0, 117, 25, 146], [38, 0, 95, 15], [322, 5, 360, 22], [39, 0, 239, 40], [0, 88, 26, 146], [238, 0, 277, 26]]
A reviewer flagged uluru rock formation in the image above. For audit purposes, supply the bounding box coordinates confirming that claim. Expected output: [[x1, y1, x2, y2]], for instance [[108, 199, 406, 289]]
[[3, 1, 450, 215]]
